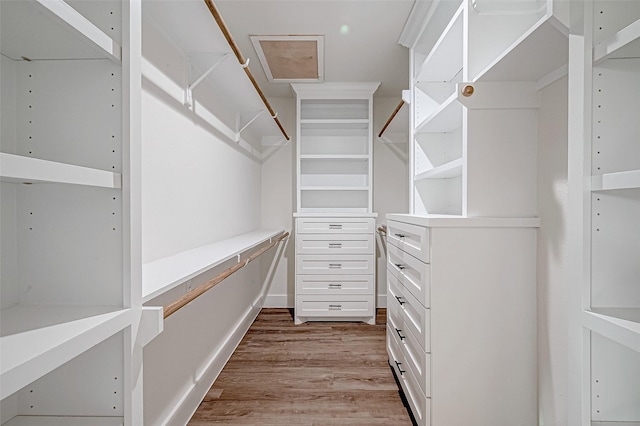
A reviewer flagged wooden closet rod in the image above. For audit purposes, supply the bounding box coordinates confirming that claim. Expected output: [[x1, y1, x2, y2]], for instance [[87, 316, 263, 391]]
[[203, 0, 290, 141], [377, 100, 405, 138], [164, 231, 290, 319]]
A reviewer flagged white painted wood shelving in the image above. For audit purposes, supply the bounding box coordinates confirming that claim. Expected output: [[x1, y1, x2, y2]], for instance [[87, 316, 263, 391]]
[[568, 2, 640, 425], [0, 1, 162, 425], [142, 1, 289, 163], [393, 0, 569, 424]]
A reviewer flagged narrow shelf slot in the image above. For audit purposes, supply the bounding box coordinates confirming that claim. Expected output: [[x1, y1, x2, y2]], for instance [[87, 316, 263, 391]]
[[300, 186, 369, 191], [0, 306, 130, 400], [1, 0, 121, 62], [592, 170, 640, 191], [416, 4, 464, 82], [300, 155, 369, 160], [415, 92, 462, 133], [0, 153, 122, 189], [415, 158, 463, 181], [594, 18, 640, 62]]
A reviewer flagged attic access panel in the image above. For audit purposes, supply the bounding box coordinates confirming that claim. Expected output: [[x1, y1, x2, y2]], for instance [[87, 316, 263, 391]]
[[250, 35, 324, 83]]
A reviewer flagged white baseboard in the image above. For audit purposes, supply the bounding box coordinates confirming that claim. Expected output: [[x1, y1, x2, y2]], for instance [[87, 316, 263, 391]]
[[163, 303, 261, 426]]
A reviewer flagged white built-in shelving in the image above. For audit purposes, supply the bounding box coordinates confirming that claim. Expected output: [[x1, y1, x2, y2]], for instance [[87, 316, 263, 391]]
[[0, 1, 156, 424], [568, 1, 640, 424], [142, 1, 288, 162], [404, 0, 564, 217]]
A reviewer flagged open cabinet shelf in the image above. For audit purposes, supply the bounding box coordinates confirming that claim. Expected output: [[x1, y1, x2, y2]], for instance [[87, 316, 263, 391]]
[[569, 2, 640, 425], [0, 0, 121, 62], [4, 417, 123, 426]]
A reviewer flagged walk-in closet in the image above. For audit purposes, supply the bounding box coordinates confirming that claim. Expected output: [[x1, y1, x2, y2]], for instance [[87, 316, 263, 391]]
[[1, 1, 638, 425]]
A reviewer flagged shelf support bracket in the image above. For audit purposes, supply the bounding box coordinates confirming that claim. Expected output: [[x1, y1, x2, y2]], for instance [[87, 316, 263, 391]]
[[235, 110, 264, 142], [184, 53, 230, 108]]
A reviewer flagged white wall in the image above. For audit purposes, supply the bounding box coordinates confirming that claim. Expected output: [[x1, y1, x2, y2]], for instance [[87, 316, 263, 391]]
[[260, 95, 409, 308], [537, 76, 569, 426]]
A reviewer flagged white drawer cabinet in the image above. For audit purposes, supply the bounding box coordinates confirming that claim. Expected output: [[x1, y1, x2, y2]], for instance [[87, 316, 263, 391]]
[[295, 217, 376, 324], [386, 215, 539, 426]]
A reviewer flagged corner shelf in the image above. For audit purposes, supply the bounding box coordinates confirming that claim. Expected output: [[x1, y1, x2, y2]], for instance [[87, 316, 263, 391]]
[[594, 18, 640, 63], [0, 0, 120, 62], [591, 170, 640, 191], [415, 92, 462, 133], [584, 309, 640, 353], [0, 153, 122, 189], [0, 306, 130, 400], [415, 158, 463, 181]]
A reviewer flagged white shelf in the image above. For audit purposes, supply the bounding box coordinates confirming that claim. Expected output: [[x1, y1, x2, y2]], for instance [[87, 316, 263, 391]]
[[4, 417, 123, 426], [387, 213, 541, 228], [0, 306, 130, 400], [594, 18, 640, 63], [416, 4, 464, 82], [415, 92, 462, 133], [474, 16, 568, 82], [0, 153, 122, 189], [300, 186, 369, 191], [142, 230, 283, 303], [592, 170, 640, 191], [415, 158, 463, 181], [300, 155, 369, 160], [300, 119, 370, 130], [583, 308, 640, 353], [0, 0, 121, 62]]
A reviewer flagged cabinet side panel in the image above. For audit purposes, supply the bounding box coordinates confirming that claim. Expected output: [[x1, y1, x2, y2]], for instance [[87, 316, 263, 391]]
[[430, 227, 538, 425]]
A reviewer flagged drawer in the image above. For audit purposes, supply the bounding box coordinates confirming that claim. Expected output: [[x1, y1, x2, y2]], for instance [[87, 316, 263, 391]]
[[401, 326, 431, 397], [297, 255, 374, 275], [296, 295, 374, 318], [388, 273, 431, 352], [387, 324, 430, 426], [387, 220, 430, 263], [296, 233, 374, 255], [296, 274, 374, 295], [387, 244, 430, 307], [296, 217, 374, 234]]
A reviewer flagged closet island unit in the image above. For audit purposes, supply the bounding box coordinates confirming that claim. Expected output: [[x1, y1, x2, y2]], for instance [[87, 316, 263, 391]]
[[568, 1, 640, 424], [388, 0, 569, 424], [1, 0, 290, 425]]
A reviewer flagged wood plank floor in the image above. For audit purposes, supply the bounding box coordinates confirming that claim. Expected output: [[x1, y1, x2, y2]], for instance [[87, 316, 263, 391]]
[[188, 308, 413, 425]]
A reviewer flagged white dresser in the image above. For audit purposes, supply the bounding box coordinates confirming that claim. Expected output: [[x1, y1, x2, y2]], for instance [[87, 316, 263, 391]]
[[294, 216, 376, 325], [386, 214, 539, 426]]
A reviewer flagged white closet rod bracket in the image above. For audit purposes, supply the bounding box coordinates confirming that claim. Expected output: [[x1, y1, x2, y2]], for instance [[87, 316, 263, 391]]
[[184, 53, 230, 108], [235, 110, 264, 142]]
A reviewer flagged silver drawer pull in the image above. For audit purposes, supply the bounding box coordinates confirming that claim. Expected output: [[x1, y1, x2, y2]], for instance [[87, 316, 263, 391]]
[[329, 304, 342, 310], [329, 224, 343, 230], [394, 263, 405, 270], [395, 328, 406, 340], [395, 295, 406, 306], [394, 360, 405, 375], [328, 283, 343, 288], [328, 243, 343, 248], [394, 233, 406, 238], [328, 263, 343, 269]]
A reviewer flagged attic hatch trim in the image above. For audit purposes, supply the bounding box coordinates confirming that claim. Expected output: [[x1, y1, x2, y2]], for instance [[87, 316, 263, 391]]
[[250, 35, 324, 83]]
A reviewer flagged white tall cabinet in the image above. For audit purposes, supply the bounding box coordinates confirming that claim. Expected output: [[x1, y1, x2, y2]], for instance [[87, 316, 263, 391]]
[[391, 0, 570, 424], [0, 1, 157, 425], [292, 83, 379, 325], [568, 1, 640, 424]]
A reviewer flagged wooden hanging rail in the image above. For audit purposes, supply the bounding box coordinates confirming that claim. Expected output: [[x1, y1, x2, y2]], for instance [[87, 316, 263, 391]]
[[204, 0, 290, 141], [163, 231, 289, 319], [377, 225, 387, 236], [378, 100, 406, 138]]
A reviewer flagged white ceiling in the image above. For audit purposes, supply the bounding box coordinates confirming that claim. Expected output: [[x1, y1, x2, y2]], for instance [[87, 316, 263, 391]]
[[215, 0, 415, 98]]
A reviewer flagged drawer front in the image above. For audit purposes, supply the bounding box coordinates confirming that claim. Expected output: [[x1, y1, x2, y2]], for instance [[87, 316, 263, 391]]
[[388, 272, 430, 352], [296, 233, 374, 255], [296, 295, 374, 318], [387, 244, 430, 307], [401, 326, 431, 397], [296, 274, 374, 295], [297, 255, 374, 275], [387, 324, 430, 426], [297, 217, 374, 234], [387, 220, 430, 263]]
